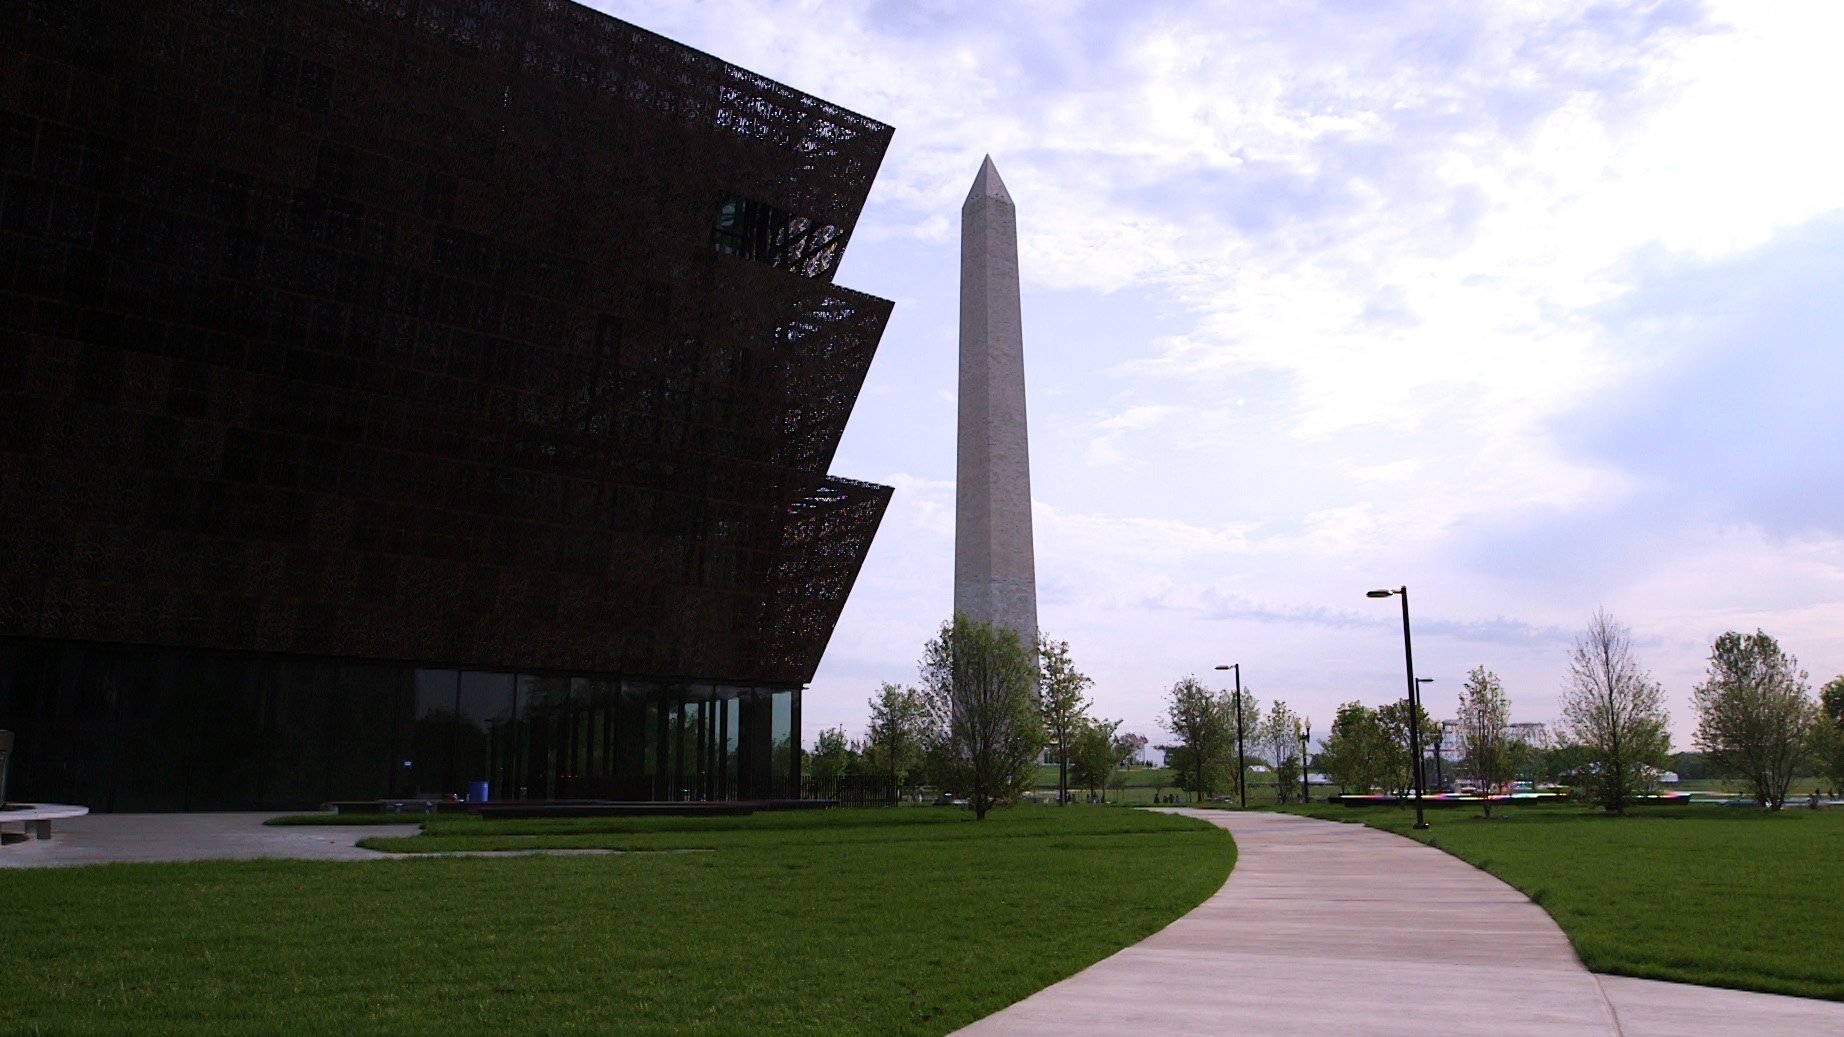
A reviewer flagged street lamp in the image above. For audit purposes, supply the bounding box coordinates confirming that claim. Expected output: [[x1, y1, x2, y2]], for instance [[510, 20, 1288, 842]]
[[1418, 678, 1439, 791], [1298, 717, 1311, 804], [1368, 586, 1429, 829], [1213, 664, 1246, 808]]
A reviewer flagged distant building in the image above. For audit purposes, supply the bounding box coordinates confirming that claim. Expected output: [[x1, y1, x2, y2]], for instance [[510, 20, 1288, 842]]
[[0, 0, 893, 810]]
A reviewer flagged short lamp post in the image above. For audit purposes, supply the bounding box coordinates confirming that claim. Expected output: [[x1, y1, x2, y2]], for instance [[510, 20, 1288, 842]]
[[1368, 586, 1429, 830], [1213, 663, 1246, 808], [1298, 718, 1311, 804]]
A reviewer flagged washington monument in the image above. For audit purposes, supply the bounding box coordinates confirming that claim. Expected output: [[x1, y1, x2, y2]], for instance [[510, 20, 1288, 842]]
[[954, 156, 1039, 646]]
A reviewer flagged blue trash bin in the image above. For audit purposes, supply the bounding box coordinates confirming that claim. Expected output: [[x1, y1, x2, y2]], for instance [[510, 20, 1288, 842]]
[[467, 781, 490, 803]]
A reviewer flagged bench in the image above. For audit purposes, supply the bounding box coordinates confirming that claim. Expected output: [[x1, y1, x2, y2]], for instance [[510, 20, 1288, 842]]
[[0, 803, 90, 844]]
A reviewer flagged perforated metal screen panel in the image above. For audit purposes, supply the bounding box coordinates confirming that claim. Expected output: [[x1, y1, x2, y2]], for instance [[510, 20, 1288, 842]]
[[0, 0, 894, 688]]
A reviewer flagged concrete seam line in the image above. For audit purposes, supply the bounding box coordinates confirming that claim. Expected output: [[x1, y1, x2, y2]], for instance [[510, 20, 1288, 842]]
[[1590, 971, 1627, 1036]]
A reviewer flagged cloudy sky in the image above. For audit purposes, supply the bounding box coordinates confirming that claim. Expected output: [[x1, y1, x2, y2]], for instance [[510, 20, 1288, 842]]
[[597, 0, 1844, 750]]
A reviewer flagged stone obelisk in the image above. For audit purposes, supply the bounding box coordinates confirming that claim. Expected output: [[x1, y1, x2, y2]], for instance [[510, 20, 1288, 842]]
[[954, 156, 1039, 647]]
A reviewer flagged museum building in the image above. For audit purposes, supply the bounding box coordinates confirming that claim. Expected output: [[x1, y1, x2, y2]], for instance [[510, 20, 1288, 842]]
[[0, 0, 894, 810]]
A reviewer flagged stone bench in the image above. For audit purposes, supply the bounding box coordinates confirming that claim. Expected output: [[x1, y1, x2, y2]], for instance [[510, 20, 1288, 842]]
[[0, 804, 90, 843]]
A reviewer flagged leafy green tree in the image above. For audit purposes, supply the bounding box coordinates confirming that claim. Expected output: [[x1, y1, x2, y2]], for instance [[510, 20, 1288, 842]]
[[1259, 700, 1301, 804], [1321, 702, 1388, 793], [1667, 751, 1710, 782], [866, 681, 928, 802], [918, 614, 1043, 819], [1037, 636, 1094, 806], [1229, 686, 1263, 804], [1377, 699, 1438, 797], [1161, 676, 1234, 803], [1818, 677, 1844, 794], [1457, 666, 1514, 816], [810, 726, 853, 800], [1543, 740, 1594, 785], [1069, 717, 1131, 802], [1693, 630, 1818, 811], [1561, 609, 1671, 814]]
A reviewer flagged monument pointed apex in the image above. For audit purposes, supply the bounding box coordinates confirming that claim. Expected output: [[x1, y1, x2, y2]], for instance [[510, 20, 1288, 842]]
[[964, 155, 1013, 207]]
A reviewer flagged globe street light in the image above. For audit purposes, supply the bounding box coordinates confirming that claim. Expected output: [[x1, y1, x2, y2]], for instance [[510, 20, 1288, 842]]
[[1298, 717, 1312, 804], [1214, 664, 1246, 808], [1368, 587, 1429, 829]]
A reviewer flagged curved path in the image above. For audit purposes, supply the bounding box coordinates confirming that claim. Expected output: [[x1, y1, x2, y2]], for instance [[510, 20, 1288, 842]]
[[955, 809, 1844, 1037]]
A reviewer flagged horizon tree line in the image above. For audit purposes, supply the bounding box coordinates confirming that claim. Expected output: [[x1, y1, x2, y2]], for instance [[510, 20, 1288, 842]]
[[1162, 607, 1844, 814]]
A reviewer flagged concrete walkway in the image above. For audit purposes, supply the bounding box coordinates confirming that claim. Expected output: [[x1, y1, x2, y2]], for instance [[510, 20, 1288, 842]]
[[0, 812, 420, 867], [956, 809, 1844, 1037]]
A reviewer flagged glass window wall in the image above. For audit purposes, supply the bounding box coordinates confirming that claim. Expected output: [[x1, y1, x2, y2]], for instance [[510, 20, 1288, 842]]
[[0, 639, 801, 810]]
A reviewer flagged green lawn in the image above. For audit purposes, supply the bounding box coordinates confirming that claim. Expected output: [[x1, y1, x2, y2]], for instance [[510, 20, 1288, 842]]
[[0, 807, 1232, 1036], [1283, 801, 1844, 1000]]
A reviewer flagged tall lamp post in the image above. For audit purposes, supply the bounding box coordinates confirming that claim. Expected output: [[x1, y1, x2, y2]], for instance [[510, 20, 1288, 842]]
[[1298, 718, 1311, 804], [1418, 677, 1438, 792], [1213, 664, 1246, 808], [1368, 586, 1428, 830]]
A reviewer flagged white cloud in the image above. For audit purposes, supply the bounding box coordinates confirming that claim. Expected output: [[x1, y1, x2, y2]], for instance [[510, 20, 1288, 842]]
[[593, 0, 1844, 746]]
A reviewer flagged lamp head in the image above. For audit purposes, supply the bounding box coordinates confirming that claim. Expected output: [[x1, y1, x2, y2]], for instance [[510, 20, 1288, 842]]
[[1366, 589, 1394, 599], [1214, 664, 1231, 671]]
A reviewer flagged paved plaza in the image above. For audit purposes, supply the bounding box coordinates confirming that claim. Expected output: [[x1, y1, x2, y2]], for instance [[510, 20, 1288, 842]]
[[0, 812, 419, 868], [955, 809, 1844, 1037]]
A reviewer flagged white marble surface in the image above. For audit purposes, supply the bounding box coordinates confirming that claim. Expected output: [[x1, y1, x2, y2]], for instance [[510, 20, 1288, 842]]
[[955, 155, 1039, 645]]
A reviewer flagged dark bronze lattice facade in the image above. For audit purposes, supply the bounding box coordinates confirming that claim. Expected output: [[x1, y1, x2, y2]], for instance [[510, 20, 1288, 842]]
[[0, 0, 894, 809]]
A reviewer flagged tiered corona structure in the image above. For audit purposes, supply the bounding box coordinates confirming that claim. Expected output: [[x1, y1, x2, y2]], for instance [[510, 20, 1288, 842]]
[[0, 0, 893, 809]]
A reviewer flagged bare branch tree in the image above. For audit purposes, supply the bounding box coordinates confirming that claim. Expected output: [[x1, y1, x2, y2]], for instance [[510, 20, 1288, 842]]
[[1560, 609, 1671, 814], [1457, 666, 1513, 817], [1692, 630, 1817, 811], [1259, 700, 1301, 804]]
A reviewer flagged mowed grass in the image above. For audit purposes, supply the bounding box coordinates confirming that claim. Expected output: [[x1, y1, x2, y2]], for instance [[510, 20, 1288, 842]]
[[1284, 801, 1844, 1000], [0, 807, 1232, 1036]]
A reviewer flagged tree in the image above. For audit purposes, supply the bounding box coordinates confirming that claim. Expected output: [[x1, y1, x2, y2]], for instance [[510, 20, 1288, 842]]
[[1321, 702, 1388, 793], [1229, 686, 1263, 804], [918, 613, 1043, 820], [1070, 717, 1131, 802], [1560, 609, 1671, 814], [1038, 636, 1094, 806], [1259, 700, 1301, 804], [1161, 676, 1234, 803], [1692, 630, 1817, 811], [1542, 739, 1594, 785], [1457, 666, 1514, 817], [1377, 699, 1438, 797], [810, 726, 852, 800], [866, 682, 928, 802], [1817, 677, 1844, 794]]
